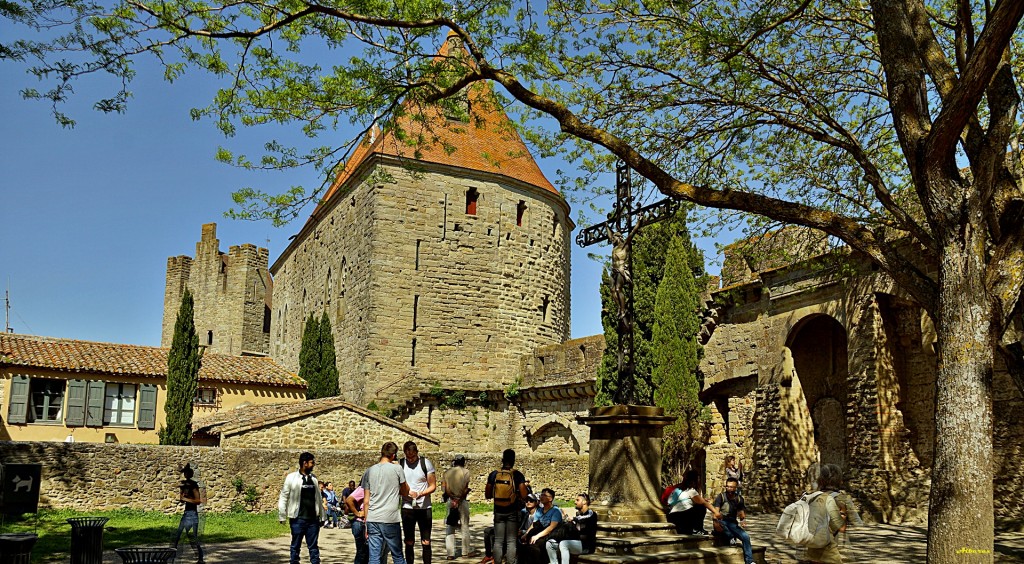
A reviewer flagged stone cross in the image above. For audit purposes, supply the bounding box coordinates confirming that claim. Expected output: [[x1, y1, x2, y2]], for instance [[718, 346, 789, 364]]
[[576, 161, 679, 404]]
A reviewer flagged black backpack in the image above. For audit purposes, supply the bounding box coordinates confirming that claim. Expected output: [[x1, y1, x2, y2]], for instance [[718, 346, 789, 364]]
[[401, 457, 429, 476]]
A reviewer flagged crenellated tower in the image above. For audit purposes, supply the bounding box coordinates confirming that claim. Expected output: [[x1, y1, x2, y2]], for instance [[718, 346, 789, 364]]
[[161, 223, 271, 356]]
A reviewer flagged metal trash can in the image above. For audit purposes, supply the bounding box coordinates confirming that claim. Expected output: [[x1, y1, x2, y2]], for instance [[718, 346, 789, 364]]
[[114, 546, 176, 563], [68, 516, 109, 564], [0, 533, 38, 564]]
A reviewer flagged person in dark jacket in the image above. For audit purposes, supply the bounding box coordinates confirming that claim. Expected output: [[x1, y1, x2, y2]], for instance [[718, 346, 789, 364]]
[[546, 493, 597, 564]]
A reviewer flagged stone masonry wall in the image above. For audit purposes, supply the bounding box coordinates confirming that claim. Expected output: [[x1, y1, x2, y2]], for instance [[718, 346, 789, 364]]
[[270, 173, 375, 405], [0, 442, 587, 514], [397, 336, 603, 455], [270, 160, 571, 407], [221, 404, 437, 451], [700, 262, 1024, 528]]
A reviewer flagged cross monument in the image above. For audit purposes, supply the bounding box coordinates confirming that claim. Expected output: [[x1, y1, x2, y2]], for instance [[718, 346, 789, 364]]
[[576, 161, 680, 405]]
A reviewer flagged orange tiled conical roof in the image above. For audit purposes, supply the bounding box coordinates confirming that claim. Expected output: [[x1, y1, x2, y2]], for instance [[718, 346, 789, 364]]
[[318, 37, 557, 208]]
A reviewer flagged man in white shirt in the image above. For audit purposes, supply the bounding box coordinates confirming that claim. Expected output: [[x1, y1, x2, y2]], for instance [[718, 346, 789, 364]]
[[279, 452, 325, 564], [400, 441, 437, 564]]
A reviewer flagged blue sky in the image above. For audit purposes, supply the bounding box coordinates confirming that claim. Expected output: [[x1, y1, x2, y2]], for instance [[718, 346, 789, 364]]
[[1, 40, 726, 348]]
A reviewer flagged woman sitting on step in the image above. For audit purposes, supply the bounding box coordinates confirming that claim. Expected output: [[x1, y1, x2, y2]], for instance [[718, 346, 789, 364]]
[[665, 470, 721, 535]]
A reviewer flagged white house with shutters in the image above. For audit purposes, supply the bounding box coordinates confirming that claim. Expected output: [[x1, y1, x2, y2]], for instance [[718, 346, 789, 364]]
[[0, 333, 305, 444]]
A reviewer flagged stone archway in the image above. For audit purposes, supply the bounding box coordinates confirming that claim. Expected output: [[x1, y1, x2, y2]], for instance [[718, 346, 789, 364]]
[[812, 397, 845, 468], [787, 314, 849, 469], [527, 415, 581, 454]]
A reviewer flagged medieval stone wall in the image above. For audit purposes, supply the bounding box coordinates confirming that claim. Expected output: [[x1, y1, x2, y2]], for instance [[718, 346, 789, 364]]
[[271, 159, 571, 408], [699, 260, 1024, 528], [269, 173, 376, 404], [161, 223, 270, 356], [396, 336, 602, 455], [0, 442, 587, 514]]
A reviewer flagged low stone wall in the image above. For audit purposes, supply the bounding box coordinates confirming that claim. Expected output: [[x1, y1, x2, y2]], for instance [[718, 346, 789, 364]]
[[0, 442, 588, 514]]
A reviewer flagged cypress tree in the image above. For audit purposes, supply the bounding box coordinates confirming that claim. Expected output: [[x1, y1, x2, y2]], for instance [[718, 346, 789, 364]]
[[653, 232, 706, 476], [161, 288, 202, 445], [299, 314, 322, 398], [318, 311, 341, 398], [595, 209, 692, 405]]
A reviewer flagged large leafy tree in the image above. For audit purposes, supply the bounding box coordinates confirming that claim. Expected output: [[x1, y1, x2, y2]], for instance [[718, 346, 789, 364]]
[[7, 0, 1024, 557], [162, 288, 202, 446]]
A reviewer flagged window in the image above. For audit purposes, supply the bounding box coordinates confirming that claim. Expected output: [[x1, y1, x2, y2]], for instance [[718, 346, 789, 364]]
[[339, 258, 348, 298], [28, 378, 65, 423], [413, 295, 419, 330], [104, 383, 137, 425], [517, 201, 527, 226], [466, 188, 479, 215], [443, 91, 471, 122], [207, 331, 214, 346], [195, 388, 218, 407]]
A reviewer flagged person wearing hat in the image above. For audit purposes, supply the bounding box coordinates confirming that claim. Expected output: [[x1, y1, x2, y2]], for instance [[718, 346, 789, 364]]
[[443, 455, 472, 559], [517, 493, 543, 564], [172, 463, 205, 563]]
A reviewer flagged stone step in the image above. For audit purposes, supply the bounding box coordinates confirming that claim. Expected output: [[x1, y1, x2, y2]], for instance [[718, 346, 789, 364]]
[[596, 522, 680, 538], [579, 544, 768, 564], [595, 534, 714, 555]]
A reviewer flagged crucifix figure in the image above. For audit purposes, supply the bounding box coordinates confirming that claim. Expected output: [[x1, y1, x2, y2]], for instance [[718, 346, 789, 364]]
[[576, 161, 680, 405]]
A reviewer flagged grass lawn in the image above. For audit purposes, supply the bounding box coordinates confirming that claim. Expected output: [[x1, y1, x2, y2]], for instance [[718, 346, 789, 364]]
[[0, 508, 280, 563], [1, 501, 539, 562]]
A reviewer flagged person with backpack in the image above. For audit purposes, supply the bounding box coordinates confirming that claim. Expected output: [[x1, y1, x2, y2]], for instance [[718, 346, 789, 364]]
[[802, 463, 849, 564], [712, 477, 754, 564], [486, 448, 530, 564], [401, 441, 438, 564]]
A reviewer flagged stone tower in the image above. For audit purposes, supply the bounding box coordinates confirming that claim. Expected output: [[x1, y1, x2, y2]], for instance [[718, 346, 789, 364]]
[[162, 223, 272, 356], [271, 47, 571, 405]]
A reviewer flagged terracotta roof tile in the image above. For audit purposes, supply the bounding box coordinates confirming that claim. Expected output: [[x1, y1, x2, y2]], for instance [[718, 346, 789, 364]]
[[317, 38, 558, 211], [0, 333, 304, 388]]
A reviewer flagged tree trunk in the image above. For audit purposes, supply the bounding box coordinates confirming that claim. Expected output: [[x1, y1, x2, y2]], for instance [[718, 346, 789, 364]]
[[928, 231, 995, 562]]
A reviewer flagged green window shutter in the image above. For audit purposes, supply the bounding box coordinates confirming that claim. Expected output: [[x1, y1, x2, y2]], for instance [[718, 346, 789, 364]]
[[85, 380, 106, 427], [65, 379, 88, 427], [137, 384, 157, 430], [6, 374, 30, 424]]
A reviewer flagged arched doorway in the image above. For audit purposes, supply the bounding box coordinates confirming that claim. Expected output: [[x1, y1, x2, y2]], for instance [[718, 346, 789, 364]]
[[787, 314, 849, 469]]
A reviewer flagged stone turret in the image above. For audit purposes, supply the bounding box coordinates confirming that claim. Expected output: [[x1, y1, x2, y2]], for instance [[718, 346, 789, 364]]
[[161, 223, 271, 356]]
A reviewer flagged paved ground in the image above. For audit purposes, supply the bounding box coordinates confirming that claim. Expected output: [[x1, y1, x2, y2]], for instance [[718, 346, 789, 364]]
[[95, 512, 1024, 564]]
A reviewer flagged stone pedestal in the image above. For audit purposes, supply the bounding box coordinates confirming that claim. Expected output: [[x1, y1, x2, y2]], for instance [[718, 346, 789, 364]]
[[578, 405, 676, 523]]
